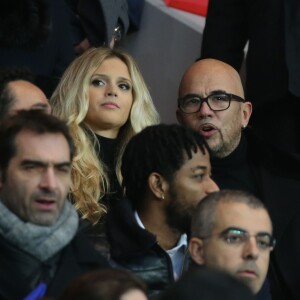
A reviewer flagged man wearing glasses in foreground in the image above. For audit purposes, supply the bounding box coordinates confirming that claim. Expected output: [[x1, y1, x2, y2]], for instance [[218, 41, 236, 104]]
[[189, 190, 275, 296], [176, 58, 300, 300]]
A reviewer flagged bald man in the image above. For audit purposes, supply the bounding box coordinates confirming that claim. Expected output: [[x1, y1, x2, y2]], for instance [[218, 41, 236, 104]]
[[177, 58, 251, 159], [176, 58, 300, 300], [0, 68, 51, 119]]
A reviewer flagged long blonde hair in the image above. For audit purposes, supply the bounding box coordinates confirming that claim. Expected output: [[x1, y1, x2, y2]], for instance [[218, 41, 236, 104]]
[[51, 47, 160, 224]]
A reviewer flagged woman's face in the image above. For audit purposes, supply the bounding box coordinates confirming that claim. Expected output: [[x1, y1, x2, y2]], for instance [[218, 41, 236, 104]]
[[85, 57, 133, 138]]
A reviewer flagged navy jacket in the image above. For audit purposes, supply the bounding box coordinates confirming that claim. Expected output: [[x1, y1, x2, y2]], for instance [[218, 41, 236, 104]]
[[0, 228, 110, 300]]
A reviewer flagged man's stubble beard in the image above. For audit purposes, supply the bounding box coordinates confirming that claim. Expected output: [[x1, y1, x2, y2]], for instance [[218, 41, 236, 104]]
[[165, 185, 192, 235], [207, 129, 242, 159]]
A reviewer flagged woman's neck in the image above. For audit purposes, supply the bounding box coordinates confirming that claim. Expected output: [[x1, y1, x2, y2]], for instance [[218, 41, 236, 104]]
[[93, 128, 119, 139]]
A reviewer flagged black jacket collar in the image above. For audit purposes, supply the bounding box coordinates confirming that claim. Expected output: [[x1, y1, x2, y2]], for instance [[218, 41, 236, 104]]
[[106, 199, 157, 259]]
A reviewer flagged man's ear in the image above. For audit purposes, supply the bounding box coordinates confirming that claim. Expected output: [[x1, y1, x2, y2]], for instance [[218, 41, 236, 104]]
[[148, 172, 168, 200], [176, 109, 183, 124], [176, 108, 183, 125], [241, 101, 252, 128], [189, 237, 206, 265]]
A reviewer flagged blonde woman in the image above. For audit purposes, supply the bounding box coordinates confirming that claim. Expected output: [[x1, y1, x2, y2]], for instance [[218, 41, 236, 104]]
[[51, 47, 159, 225]]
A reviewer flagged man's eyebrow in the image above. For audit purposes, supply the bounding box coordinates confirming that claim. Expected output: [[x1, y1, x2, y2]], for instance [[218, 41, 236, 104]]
[[55, 162, 72, 168], [222, 227, 273, 236], [20, 160, 71, 167], [21, 160, 46, 167], [180, 93, 201, 98], [31, 103, 50, 109], [257, 231, 273, 236], [222, 227, 247, 233], [209, 89, 228, 95], [191, 166, 208, 172], [180, 90, 228, 99]]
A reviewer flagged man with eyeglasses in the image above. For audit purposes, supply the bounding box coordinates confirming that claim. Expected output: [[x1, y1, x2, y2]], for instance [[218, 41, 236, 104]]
[[189, 190, 274, 296], [176, 58, 300, 300], [177, 58, 252, 159]]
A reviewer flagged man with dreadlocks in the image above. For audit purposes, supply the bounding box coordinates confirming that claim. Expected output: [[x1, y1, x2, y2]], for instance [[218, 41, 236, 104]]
[[102, 124, 218, 297]]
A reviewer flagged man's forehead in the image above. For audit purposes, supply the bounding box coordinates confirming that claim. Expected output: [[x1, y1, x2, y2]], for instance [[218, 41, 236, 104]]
[[181, 75, 240, 97], [180, 60, 244, 97], [214, 201, 272, 232], [14, 130, 71, 161], [9, 80, 50, 109], [180, 148, 210, 169]]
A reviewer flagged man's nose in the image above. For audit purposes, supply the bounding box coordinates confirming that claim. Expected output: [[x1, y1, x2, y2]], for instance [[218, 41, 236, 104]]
[[39, 168, 58, 191], [243, 237, 260, 260], [197, 100, 214, 117], [206, 177, 219, 194]]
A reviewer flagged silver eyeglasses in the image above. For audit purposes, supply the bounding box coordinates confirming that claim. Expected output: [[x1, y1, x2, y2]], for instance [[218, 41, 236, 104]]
[[201, 227, 276, 251]]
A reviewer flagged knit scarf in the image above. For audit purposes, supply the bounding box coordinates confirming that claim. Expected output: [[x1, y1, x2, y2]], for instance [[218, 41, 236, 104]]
[[0, 200, 79, 261]]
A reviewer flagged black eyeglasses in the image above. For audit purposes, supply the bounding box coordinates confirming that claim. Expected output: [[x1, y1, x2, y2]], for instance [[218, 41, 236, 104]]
[[201, 227, 276, 251], [178, 93, 246, 114]]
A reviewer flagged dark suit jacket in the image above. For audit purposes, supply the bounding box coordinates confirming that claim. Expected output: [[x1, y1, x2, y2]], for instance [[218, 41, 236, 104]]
[[127, 0, 145, 31], [76, 0, 129, 46], [257, 163, 300, 300], [0, 0, 75, 78], [201, 0, 288, 109], [0, 229, 110, 300]]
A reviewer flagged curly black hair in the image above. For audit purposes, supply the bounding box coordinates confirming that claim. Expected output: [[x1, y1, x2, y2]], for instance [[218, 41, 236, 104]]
[[121, 123, 209, 209]]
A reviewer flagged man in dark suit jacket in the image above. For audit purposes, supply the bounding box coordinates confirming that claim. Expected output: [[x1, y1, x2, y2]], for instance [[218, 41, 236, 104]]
[[0, 0, 76, 97], [0, 110, 109, 300], [176, 58, 300, 300], [200, 0, 300, 152], [66, 0, 129, 51]]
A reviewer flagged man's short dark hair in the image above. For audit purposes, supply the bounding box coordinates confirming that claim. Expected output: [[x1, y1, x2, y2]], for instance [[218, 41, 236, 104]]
[[0, 67, 35, 119], [0, 110, 75, 176], [121, 124, 209, 209], [191, 189, 267, 238]]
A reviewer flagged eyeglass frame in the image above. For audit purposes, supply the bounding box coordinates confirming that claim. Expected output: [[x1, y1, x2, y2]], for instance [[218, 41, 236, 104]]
[[177, 92, 246, 114], [199, 227, 276, 251]]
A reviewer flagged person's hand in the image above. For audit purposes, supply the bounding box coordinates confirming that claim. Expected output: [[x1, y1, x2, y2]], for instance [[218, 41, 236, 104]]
[[74, 38, 91, 55], [109, 37, 115, 49]]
